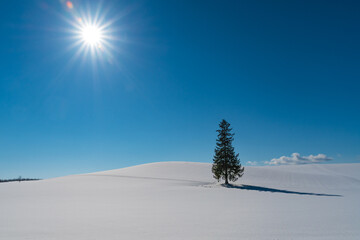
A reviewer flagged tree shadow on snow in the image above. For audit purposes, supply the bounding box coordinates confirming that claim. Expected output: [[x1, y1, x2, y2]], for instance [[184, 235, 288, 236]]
[[223, 184, 343, 197]]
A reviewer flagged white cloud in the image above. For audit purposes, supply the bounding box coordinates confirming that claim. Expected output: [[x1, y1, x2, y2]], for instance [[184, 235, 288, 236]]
[[246, 161, 258, 166], [265, 153, 332, 165]]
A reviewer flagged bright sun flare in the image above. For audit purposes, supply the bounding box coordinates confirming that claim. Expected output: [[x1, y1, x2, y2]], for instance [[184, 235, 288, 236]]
[[66, 2, 116, 61], [81, 25, 103, 46]]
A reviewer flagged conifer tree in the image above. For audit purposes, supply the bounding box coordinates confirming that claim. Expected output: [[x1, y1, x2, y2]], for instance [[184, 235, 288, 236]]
[[212, 119, 244, 185]]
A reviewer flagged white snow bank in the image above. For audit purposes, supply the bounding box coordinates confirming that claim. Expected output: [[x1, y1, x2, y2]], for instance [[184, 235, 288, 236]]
[[1, 162, 359, 239]]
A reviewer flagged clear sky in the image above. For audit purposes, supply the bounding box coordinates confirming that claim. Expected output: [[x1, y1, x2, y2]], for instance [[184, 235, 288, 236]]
[[0, 0, 359, 179]]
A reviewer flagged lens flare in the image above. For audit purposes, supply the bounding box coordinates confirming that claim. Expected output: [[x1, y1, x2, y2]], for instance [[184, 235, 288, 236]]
[[66, 1, 73, 9]]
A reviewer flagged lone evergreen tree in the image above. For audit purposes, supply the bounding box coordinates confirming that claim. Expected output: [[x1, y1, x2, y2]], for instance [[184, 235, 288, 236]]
[[212, 119, 244, 185]]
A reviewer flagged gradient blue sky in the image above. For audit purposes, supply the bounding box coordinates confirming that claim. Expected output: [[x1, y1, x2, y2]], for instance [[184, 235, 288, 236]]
[[1, 0, 359, 179]]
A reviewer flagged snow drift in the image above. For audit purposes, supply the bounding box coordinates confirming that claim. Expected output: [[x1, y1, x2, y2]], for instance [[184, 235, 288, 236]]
[[1, 162, 359, 239]]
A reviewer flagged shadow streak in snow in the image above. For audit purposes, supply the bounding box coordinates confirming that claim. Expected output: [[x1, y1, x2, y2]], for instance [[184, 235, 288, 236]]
[[87, 174, 211, 185], [224, 184, 343, 197]]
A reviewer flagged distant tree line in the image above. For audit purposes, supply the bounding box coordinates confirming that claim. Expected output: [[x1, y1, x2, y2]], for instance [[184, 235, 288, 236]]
[[0, 176, 40, 183]]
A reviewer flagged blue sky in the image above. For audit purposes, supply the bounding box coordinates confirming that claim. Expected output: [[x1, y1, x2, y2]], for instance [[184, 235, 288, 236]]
[[0, 0, 359, 178]]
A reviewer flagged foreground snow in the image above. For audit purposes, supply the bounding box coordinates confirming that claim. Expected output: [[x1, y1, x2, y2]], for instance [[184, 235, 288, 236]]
[[1, 162, 359, 239]]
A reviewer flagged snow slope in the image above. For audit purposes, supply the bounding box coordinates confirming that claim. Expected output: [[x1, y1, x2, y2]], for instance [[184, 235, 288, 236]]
[[1, 162, 359, 239]]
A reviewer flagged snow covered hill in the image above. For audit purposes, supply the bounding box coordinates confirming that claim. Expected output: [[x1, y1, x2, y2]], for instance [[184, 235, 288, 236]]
[[1, 162, 359, 239]]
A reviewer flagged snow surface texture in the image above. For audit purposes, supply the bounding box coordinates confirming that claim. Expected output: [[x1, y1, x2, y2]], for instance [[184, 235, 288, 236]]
[[1, 162, 359, 239]]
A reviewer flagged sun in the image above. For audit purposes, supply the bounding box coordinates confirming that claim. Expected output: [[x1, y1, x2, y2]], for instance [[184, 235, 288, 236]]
[[63, 1, 119, 63], [81, 25, 103, 46]]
